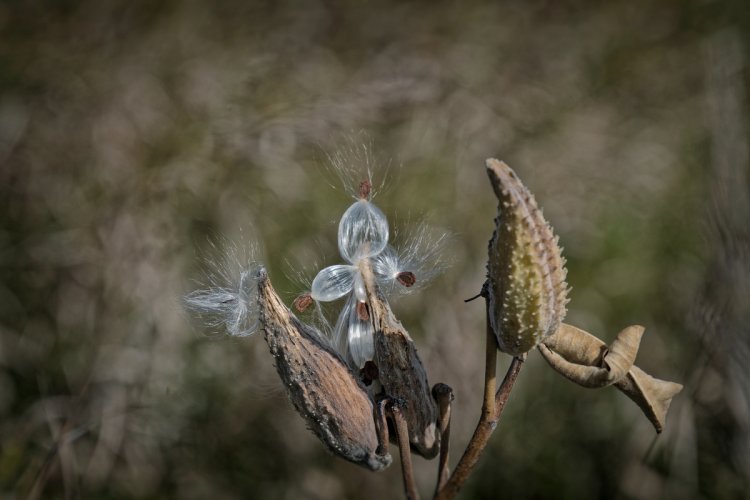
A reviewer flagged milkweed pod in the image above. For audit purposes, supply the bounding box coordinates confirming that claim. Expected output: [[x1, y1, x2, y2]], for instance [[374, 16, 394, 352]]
[[485, 159, 569, 355], [539, 323, 683, 433], [256, 268, 391, 471], [360, 263, 440, 459]]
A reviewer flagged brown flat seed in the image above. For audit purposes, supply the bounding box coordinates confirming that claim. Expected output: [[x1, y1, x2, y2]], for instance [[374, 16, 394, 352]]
[[359, 179, 372, 199], [396, 271, 416, 288], [293, 293, 313, 312], [356, 301, 370, 321]]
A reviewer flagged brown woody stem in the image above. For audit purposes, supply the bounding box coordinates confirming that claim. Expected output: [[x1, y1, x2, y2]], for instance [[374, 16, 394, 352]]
[[432, 383, 454, 496], [434, 300, 525, 500], [388, 400, 420, 500], [374, 398, 391, 456]]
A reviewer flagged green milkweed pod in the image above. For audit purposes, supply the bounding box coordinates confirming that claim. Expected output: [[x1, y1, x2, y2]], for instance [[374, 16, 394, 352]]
[[484, 158, 682, 433], [485, 158, 569, 355]]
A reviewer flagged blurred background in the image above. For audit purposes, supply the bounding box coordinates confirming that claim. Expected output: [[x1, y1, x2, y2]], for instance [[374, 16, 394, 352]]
[[1, 1, 749, 498]]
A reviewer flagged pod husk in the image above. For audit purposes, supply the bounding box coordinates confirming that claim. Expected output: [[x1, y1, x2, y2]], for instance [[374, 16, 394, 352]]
[[361, 264, 440, 459], [485, 158, 568, 355], [539, 323, 683, 433], [257, 268, 391, 470]]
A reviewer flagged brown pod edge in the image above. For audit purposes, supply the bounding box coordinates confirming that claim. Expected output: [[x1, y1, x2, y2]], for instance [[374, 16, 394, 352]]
[[256, 268, 391, 471]]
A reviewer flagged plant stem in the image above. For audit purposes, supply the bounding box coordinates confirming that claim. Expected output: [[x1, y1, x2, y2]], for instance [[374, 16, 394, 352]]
[[374, 397, 391, 456], [388, 400, 420, 500], [432, 383, 454, 495], [493, 356, 524, 420], [434, 302, 525, 500]]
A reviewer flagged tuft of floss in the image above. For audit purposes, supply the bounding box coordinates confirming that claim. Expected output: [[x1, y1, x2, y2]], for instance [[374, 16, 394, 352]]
[[305, 151, 448, 370], [372, 222, 451, 297], [284, 257, 337, 341], [324, 135, 392, 202], [184, 239, 262, 337], [332, 295, 375, 368], [310, 180, 389, 368], [338, 198, 390, 262]]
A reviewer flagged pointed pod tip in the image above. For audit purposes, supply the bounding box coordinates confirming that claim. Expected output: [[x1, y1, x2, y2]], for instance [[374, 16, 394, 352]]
[[485, 157, 509, 170], [628, 324, 646, 334], [486, 159, 513, 203], [624, 368, 684, 434], [256, 267, 274, 301], [485, 158, 517, 182]]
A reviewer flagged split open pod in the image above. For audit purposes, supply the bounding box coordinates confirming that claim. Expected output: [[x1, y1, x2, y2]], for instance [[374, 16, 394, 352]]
[[256, 267, 392, 471]]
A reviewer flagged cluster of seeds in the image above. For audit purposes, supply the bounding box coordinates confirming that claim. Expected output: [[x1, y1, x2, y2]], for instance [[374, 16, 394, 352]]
[[297, 179, 428, 369], [184, 161, 447, 373]]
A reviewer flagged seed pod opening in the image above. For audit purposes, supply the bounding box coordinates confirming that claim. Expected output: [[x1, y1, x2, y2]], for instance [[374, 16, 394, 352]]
[[257, 267, 391, 471], [360, 263, 440, 459]]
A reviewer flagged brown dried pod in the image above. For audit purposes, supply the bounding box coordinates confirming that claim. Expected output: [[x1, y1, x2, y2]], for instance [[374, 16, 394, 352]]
[[485, 158, 569, 355], [539, 323, 683, 433], [539, 324, 644, 388], [360, 262, 440, 459], [256, 267, 392, 470]]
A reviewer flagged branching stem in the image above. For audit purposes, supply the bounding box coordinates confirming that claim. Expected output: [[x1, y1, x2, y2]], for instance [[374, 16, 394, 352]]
[[388, 400, 420, 500], [434, 298, 525, 500]]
